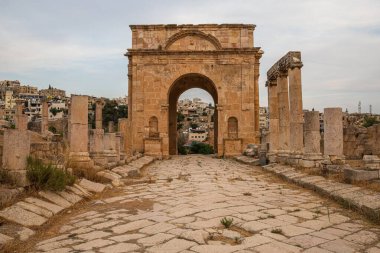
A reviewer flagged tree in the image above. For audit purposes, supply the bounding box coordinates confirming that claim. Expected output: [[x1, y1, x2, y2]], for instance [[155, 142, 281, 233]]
[[102, 100, 128, 129], [88, 99, 128, 130], [363, 115, 380, 128], [177, 112, 185, 122]]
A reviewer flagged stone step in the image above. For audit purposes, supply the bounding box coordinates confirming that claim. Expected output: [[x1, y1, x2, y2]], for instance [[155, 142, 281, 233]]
[[66, 185, 92, 198], [38, 191, 72, 208], [24, 197, 64, 214], [15, 201, 54, 218], [0, 205, 47, 227], [57, 190, 82, 204]]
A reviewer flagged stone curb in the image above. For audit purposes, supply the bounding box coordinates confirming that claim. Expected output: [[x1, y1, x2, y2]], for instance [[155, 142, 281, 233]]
[[234, 157, 380, 223], [111, 156, 155, 179]]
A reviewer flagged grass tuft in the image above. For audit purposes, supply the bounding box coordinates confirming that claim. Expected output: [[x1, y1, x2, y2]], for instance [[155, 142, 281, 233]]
[[220, 217, 234, 228], [26, 156, 75, 191]]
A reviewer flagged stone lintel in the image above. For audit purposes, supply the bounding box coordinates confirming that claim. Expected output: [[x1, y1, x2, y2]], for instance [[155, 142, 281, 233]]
[[267, 51, 303, 81]]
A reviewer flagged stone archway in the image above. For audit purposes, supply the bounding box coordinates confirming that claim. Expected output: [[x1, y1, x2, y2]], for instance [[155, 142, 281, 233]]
[[125, 24, 262, 158], [168, 73, 218, 155]]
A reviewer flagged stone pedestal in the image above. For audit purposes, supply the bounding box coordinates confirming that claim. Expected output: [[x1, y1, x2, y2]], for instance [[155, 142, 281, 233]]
[[68, 95, 92, 168], [89, 129, 107, 166], [103, 133, 118, 164], [2, 129, 31, 186], [108, 121, 115, 133], [301, 111, 323, 167], [116, 133, 126, 164], [144, 137, 163, 157], [324, 108, 344, 161], [223, 138, 242, 157]]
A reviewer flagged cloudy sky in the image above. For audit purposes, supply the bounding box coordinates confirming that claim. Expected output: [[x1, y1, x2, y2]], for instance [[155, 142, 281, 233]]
[[1, 0, 379, 113]]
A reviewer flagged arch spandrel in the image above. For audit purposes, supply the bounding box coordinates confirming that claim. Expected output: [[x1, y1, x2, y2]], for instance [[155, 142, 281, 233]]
[[165, 30, 222, 51]]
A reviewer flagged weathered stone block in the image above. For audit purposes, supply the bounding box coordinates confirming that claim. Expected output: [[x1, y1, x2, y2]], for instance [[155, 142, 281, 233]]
[[344, 167, 379, 182]]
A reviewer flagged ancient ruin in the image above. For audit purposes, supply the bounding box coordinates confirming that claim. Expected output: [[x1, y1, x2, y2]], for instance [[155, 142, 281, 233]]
[[266, 51, 304, 164], [0, 22, 379, 252], [125, 24, 263, 157]]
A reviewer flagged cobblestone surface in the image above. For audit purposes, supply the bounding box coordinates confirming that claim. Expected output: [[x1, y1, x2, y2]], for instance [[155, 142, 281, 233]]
[[29, 155, 380, 252]]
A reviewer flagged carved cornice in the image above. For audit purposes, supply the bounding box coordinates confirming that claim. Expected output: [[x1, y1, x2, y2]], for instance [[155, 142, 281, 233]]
[[267, 51, 303, 81], [129, 24, 256, 31], [164, 30, 222, 50], [125, 47, 261, 57]]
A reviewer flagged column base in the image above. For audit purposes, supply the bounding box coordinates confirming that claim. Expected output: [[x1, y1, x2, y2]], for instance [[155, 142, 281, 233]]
[[267, 151, 278, 164], [68, 152, 94, 169], [287, 152, 304, 166], [276, 150, 290, 164], [300, 153, 323, 168]]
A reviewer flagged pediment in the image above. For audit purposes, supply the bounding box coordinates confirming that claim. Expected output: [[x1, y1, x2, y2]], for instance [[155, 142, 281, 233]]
[[165, 31, 222, 51]]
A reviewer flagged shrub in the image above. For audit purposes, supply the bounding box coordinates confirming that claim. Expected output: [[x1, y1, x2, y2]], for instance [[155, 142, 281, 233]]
[[220, 217, 234, 228], [0, 170, 15, 185], [178, 145, 188, 155], [190, 142, 214, 154], [26, 157, 75, 191]]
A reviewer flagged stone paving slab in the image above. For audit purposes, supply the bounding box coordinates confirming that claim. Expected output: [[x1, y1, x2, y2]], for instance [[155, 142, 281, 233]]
[[38, 191, 72, 208], [15, 201, 53, 218], [0, 205, 47, 226], [24, 197, 64, 214], [5, 155, 379, 253]]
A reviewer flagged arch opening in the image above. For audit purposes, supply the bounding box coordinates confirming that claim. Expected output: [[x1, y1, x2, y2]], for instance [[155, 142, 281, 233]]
[[168, 73, 218, 155]]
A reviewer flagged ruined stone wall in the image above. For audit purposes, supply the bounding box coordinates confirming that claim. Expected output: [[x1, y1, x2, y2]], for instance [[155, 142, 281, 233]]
[[28, 118, 68, 135], [343, 124, 380, 159], [30, 142, 65, 165]]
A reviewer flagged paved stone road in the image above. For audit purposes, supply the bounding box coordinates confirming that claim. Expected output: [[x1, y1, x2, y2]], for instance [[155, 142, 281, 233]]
[[30, 156, 379, 253]]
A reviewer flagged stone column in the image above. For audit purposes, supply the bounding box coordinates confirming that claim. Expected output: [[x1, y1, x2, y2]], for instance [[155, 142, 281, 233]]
[[118, 118, 128, 156], [108, 121, 115, 133], [41, 100, 49, 134], [301, 111, 323, 167], [288, 66, 304, 154], [14, 99, 27, 130], [95, 99, 104, 130], [324, 107, 344, 159], [277, 72, 290, 153], [267, 81, 279, 155], [68, 95, 93, 168]]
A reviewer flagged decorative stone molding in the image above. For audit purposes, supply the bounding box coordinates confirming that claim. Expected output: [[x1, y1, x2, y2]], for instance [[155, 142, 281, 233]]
[[160, 104, 169, 111], [267, 51, 303, 81], [164, 30, 222, 50]]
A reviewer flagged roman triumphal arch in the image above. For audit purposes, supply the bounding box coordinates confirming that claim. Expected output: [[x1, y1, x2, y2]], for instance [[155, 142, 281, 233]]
[[125, 24, 262, 158]]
